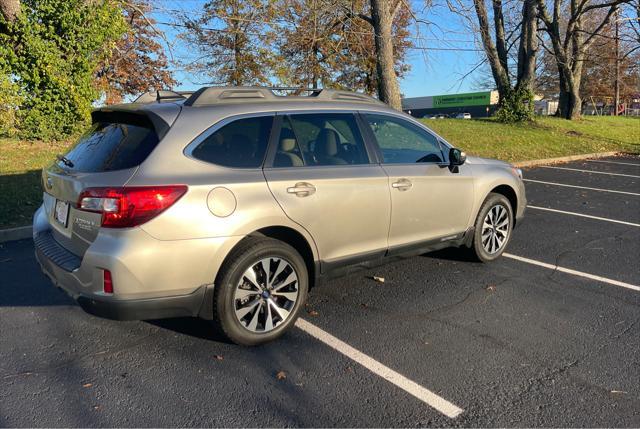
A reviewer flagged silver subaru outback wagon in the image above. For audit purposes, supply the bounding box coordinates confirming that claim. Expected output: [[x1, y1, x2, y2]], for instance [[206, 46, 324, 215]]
[[34, 87, 526, 345]]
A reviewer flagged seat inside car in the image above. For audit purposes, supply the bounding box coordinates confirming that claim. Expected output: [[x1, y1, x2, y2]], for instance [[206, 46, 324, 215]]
[[314, 129, 347, 165], [275, 129, 304, 167]]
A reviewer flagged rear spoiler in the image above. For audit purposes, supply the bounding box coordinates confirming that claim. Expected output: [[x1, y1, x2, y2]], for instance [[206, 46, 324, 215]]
[[91, 103, 182, 140]]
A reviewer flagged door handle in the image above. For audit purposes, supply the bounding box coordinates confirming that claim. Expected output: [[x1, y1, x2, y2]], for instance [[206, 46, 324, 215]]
[[287, 182, 316, 197], [391, 178, 412, 191]]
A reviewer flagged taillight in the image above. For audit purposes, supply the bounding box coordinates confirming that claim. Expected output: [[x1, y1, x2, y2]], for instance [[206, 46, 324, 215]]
[[77, 185, 187, 228], [103, 270, 114, 294]]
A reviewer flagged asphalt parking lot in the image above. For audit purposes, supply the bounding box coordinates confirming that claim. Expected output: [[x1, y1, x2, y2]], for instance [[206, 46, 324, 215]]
[[1, 155, 639, 427]]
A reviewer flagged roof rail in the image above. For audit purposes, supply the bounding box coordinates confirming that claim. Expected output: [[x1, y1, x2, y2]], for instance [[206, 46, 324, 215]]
[[133, 90, 193, 104], [183, 86, 382, 106]]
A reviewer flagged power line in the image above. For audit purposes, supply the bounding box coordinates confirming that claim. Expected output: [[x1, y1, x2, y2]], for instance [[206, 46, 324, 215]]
[[154, 20, 481, 50], [151, 6, 478, 45]]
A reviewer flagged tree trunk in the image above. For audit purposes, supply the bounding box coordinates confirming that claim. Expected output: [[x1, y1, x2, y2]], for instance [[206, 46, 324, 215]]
[[472, 0, 510, 106], [515, 0, 537, 92], [556, 71, 583, 119], [567, 87, 582, 119], [370, 0, 401, 110], [0, 0, 19, 23], [556, 72, 568, 117]]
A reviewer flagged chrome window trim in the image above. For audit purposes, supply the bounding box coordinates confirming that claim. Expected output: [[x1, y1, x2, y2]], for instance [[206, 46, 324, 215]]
[[183, 111, 276, 170]]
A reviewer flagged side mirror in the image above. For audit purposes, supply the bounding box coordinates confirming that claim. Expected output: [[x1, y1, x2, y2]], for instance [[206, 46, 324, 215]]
[[449, 148, 467, 166]]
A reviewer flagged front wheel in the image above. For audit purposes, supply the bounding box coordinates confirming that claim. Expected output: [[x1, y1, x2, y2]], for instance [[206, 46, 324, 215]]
[[212, 237, 308, 346], [469, 193, 514, 262]]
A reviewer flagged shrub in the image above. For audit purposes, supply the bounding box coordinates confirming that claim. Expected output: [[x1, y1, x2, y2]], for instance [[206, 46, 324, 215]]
[[0, 0, 126, 140], [495, 87, 534, 123], [0, 72, 22, 137]]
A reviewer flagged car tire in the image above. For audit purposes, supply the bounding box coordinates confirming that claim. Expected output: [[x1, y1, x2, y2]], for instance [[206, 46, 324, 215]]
[[469, 192, 514, 262], [212, 236, 309, 346]]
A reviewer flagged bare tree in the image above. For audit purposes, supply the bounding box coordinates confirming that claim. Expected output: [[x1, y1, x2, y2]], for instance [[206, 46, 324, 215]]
[[471, 0, 538, 120], [180, 0, 275, 86], [369, 0, 403, 109], [275, 0, 344, 89], [536, 3, 640, 114], [536, 0, 631, 119], [277, 0, 412, 95], [337, 0, 412, 95], [349, 0, 405, 109]]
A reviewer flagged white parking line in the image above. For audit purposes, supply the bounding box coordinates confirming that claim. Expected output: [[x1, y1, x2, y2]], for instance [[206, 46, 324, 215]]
[[587, 159, 640, 167], [503, 253, 640, 292], [295, 318, 464, 419], [523, 179, 640, 196], [539, 166, 640, 178], [527, 205, 640, 227]]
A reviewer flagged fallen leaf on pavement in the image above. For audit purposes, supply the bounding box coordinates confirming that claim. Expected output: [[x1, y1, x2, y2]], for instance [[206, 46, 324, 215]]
[[82, 383, 93, 388], [486, 284, 496, 292], [276, 371, 286, 380], [213, 355, 224, 361], [307, 310, 319, 317], [370, 276, 385, 283]]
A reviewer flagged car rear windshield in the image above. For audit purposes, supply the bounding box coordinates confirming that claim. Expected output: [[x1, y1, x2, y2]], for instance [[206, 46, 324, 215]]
[[59, 113, 159, 173]]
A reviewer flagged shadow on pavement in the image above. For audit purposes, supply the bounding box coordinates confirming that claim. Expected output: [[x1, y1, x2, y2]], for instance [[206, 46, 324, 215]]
[[422, 247, 481, 263], [147, 317, 233, 344]]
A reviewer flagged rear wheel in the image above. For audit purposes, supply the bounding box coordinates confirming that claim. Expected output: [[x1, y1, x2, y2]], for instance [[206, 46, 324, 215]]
[[212, 237, 308, 345], [469, 193, 513, 262]]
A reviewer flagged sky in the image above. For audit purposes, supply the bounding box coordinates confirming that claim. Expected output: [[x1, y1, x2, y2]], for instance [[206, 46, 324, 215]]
[[151, 0, 488, 98]]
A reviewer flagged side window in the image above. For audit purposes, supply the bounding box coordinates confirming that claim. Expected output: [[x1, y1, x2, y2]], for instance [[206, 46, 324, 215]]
[[364, 114, 444, 164], [273, 113, 370, 167], [191, 116, 273, 168]]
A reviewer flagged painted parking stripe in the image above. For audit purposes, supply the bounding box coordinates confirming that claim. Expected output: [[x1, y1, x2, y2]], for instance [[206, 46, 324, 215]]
[[587, 159, 640, 167], [296, 318, 464, 419], [523, 179, 640, 196], [503, 253, 640, 292], [539, 166, 640, 178], [527, 205, 640, 227]]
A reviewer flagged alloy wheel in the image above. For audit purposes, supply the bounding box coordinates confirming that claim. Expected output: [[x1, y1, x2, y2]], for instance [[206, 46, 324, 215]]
[[481, 204, 510, 254], [233, 257, 299, 333]]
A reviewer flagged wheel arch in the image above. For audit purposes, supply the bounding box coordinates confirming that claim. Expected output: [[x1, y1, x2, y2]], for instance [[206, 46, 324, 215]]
[[249, 225, 318, 289], [489, 184, 518, 225]]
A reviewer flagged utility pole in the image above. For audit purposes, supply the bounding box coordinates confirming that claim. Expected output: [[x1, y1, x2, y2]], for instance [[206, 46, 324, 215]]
[[614, 8, 620, 116]]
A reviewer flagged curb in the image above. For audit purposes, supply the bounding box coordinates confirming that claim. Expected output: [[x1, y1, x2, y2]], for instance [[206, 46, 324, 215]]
[[0, 225, 32, 244], [512, 151, 622, 168]]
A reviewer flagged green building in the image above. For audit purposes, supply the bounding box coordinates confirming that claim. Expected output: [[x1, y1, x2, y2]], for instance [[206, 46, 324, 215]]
[[402, 90, 499, 118]]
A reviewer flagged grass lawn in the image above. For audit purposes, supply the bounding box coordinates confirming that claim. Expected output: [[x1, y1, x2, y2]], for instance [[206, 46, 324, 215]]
[[424, 116, 639, 162], [0, 116, 638, 229], [1, 138, 71, 229]]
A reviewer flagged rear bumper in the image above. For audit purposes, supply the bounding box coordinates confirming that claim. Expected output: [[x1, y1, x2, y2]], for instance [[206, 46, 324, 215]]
[[35, 243, 214, 320], [76, 287, 210, 321], [32, 204, 240, 321]]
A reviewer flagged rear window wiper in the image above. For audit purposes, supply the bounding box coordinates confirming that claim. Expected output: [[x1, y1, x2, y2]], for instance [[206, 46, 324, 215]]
[[56, 154, 75, 168]]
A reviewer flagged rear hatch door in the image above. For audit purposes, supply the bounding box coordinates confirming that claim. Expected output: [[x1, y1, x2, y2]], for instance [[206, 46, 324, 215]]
[[41, 110, 168, 256]]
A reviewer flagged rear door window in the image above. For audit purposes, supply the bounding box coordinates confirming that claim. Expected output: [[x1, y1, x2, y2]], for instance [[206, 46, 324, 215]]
[[191, 116, 274, 168], [273, 113, 370, 167], [61, 116, 159, 172]]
